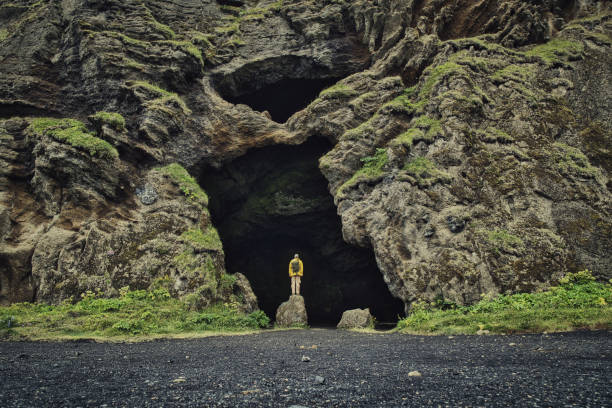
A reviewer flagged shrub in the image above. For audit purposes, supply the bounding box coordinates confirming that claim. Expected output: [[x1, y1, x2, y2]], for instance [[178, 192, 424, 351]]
[[0, 287, 270, 340], [396, 270, 611, 334]]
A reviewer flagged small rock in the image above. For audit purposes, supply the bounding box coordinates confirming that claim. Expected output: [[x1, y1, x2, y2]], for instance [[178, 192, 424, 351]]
[[301, 356, 311, 362], [171, 377, 186, 383], [509, 342, 517, 346], [408, 371, 422, 377], [446, 216, 466, 233], [315, 375, 325, 385], [135, 183, 158, 205], [476, 329, 490, 335]]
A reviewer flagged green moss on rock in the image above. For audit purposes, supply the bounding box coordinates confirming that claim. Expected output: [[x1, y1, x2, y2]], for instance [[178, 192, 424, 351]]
[[338, 148, 388, 196], [159, 163, 209, 207], [553, 142, 602, 180], [28, 118, 118, 160], [485, 229, 525, 255], [180, 227, 223, 251], [525, 38, 584, 65], [401, 157, 451, 188], [90, 111, 125, 131], [319, 83, 358, 99]]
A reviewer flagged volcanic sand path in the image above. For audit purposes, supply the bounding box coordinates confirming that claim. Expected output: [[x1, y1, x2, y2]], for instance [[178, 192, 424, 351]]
[[1, 329, 610, 407]]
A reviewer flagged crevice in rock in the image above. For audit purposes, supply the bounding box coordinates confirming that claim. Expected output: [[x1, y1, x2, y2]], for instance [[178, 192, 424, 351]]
[[197, 138, 405, 325], [221, 77, 341, 123]]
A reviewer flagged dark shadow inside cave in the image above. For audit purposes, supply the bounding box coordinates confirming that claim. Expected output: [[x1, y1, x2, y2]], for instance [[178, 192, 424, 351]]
[[197, 138, 405, 326], [222, 78, 341, 123]]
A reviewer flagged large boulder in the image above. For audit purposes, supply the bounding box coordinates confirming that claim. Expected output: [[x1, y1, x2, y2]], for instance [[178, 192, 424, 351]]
[[337, 308, 374, 329], [275, 295, 308, 327], [233, 272, 259, 313]]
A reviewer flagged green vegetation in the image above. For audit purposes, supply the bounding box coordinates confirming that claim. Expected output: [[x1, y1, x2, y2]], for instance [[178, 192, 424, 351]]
[[0, 288, 270, 340], [159, 163, 209, 207], [123, 56, 145, 70], [28, 118, 118, 160], [128, 81, 192, 115], [337, 148, 388, 196], [181, 227, 223, 251], [485, 229, 525, 255], [397, 270, 612, 335], [381, 89, 425, 115], [319, 83, 358, 99], [0, 29, 8, 42], [389, 128, 429, 149], [90, 111, 125, 131], [412, 115, 442, 139], [553, 142, 601, 180], [128, 80, 173, 96], [160, 40, 203, 65], [420, 61, 465, 99], [402, 157, 451, 187], [525, 38, 584, 65], [490, 63, 535, 83], [479, 127, 513, 143]]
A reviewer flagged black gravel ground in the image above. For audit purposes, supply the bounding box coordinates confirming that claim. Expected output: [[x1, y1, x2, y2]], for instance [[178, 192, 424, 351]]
[[1, 329, 610, 407]]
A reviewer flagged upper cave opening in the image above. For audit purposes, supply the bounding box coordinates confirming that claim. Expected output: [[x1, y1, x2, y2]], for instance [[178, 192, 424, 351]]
[[197, 138, 404, 326], [221, 77, 341, 123]]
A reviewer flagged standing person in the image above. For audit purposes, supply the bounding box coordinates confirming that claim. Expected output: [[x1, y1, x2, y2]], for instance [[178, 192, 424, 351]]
[[288, 254, 304, 295]]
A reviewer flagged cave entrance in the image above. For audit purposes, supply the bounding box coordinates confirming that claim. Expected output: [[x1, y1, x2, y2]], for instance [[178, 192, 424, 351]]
[[198, 138, 405, 326], [221, 77, 341, 123]]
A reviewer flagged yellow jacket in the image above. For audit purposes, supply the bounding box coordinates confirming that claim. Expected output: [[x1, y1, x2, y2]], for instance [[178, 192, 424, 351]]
[[288, 259, 303, 277]]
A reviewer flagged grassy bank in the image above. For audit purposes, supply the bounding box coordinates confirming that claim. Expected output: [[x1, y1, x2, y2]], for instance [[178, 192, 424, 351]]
[[0, 288, 269, 341], [397, 271, 612, 335]]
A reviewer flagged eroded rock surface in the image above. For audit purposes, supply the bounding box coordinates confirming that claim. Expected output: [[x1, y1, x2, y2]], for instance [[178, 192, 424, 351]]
[[1, 0, 610, 313]]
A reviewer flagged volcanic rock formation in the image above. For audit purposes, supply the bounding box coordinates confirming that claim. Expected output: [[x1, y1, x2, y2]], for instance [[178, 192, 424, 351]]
[[1, 0, 610, 317]]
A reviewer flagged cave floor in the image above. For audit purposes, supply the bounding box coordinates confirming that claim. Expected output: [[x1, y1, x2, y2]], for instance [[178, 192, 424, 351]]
[[1, 330, 610, 407]]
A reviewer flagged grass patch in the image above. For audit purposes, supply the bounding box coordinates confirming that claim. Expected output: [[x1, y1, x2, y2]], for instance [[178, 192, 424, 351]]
[[525, 38, 584, 65], [380, 89, 425, 115], [485, 229, 525, 255], [319, 83, 358, 99], [180, 227, 222, 251], [28, 118, 118, 160], [419, 61, 465, 99], [337, 148, 388, 196], [490, 63, 535, 84], [90, 111, 125, 131], [127, 81, 191, 115], [553, 142, 601, 180], [401, 157, 451, 187], [159, 40, 203, 65], [0, 28, 8, 42], [0, 288, 270, 341], [397, 270, 612, 335], [389, 128, 428, 149], [479, 127, 514, 143], [159, 163, 209, 207]]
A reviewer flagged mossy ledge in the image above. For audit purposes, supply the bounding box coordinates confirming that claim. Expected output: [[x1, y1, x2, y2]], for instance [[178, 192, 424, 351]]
[[27, 118, 119, 160]]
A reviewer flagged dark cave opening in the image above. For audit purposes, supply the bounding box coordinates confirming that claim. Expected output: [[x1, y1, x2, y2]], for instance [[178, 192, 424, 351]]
[[221, 77, 341, 123], [198, 138, 405, 325]]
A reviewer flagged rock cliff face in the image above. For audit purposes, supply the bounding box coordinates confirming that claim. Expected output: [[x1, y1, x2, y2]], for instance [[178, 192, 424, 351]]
[[1, 0, 610, 315]]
